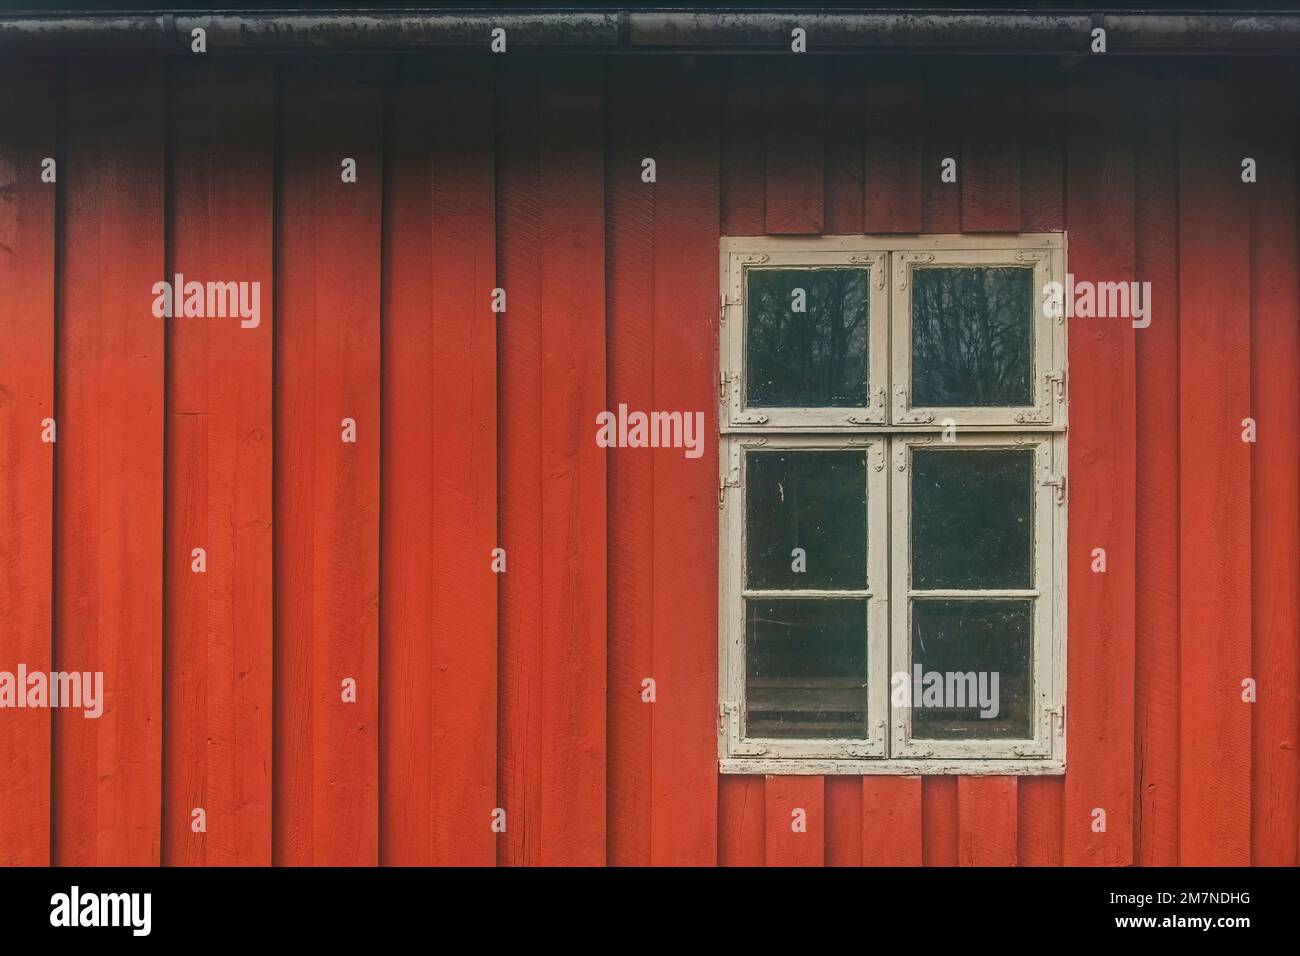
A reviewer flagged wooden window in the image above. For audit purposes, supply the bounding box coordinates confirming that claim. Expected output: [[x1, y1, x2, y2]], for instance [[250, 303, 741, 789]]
[[719, 235, 1066, 774]]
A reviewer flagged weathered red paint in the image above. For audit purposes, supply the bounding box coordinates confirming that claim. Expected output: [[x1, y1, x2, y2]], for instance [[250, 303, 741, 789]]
[[0, 54, 1295, 867]]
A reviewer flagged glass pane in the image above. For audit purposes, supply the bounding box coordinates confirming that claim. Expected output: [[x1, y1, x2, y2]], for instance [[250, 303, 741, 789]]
[[745, 268, 869, 407], [912, 448, 1033, 589], [910, 599, 1032, 739], [911, 266, 1033, 407], [746, 599, 868, 739], [745, 450, 867, 590]]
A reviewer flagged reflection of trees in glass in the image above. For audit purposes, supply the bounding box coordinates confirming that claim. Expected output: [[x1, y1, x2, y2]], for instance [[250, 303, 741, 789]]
[[911, 267, 1032, 407], [746, 268, 868, 407]]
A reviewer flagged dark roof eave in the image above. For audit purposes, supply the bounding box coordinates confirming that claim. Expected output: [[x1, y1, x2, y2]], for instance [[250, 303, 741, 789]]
[[3, 11, 1300, 54]]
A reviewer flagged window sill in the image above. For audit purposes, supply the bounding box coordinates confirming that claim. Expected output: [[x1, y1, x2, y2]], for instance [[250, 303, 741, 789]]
[[719, 757, 1066, 776]]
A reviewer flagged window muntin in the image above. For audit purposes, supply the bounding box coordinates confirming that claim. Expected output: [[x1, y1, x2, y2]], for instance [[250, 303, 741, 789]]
[[719, 235, 1066, 773]]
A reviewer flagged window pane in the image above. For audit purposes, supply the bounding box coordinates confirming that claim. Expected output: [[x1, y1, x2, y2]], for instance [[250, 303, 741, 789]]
[[745, 268, 869, 407], [910, 599, 1032, 739], [746, 598, 868, 738], [912, 448, 1033, 589], [911, 267, 1033, 407], [746, 450, 867, 590]]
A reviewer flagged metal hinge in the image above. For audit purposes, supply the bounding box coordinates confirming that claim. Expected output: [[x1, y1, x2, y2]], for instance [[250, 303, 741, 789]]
[[719, 291, 738, 326], [1041, 471, 1066, 505], [718, 470, 741, 508], [718, 700, 739, 737]]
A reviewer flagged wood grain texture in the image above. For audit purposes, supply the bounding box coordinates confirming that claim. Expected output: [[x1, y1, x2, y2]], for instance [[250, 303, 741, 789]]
[[862, 776, 922, 866], [380, 57, 497, 866], [273, 62, 383, 866], [764, 57, 824, 235], [1177, 74, 1253, 867], [720, 59, 765, 238], [0, 62, 55, 866], [765, 775, 824, 866], [863, 61, 921, 234], [495, 58, 545, 868], [538, 61, 608, 866], [718, 776, 765, 866], [164, 60, 274, 866], [824, 776, 863, 866], [1246, 77, 1300, 867], [606, 58, 657, 867], [1062, 66, 1137, 867], [650, 58, 720, 866], [0, 53, 1290, 870], [824, 57, 864, 236], [959, 776, 1018, 866], [1133, 81, 1181, 867], [54, 61, 166, 866], [960, 61, 1022, 234]]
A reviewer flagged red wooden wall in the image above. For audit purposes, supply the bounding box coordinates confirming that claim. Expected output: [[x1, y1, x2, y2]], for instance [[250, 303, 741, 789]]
[[0, 54, 1297, 866]]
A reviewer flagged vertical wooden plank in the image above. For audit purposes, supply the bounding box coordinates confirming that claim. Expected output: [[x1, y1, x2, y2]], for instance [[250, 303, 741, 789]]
[[1177, 71, 1252, 868], [922, 778, 958, 865], [378, 58, 435, 867], [765, 776, 824, 866], [921, 62, 962, 235], [274, 62, 383, 866], [824, 58, 864, 236], [496, 58, 544, 867], [164, 61, 274, 866], [958, 776, 1018, 866], [863, 61, 922, 234], [380, 58, 497, 866], [606, 59, 656, 868], [0, 62, 55, 866], [1062, 66, 1137, 867], [537, 60, 607, 865], [862, 776, 922, 866], [1021, 62, 1066, 235], [961, 62, 1022, 233], [764, 57, 824, 235], [53, 61, 165, 866], [1018, 778, 1063, 866], [1133, 72, 1181, 867], [1248, 72, 1300, 867], [426, 58, 498, 867], [720, 58, 765, 237], [718, 777, 766, 866], [824, 776, 862, 866], [651, 57, 720, 866]]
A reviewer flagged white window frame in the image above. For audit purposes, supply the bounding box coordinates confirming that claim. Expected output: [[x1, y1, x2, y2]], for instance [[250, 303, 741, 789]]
[[718, 234, 1067, 775]]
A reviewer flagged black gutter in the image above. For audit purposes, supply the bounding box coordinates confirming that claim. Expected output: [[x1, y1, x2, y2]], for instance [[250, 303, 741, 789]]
[[3, 10, 1300, 53]]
